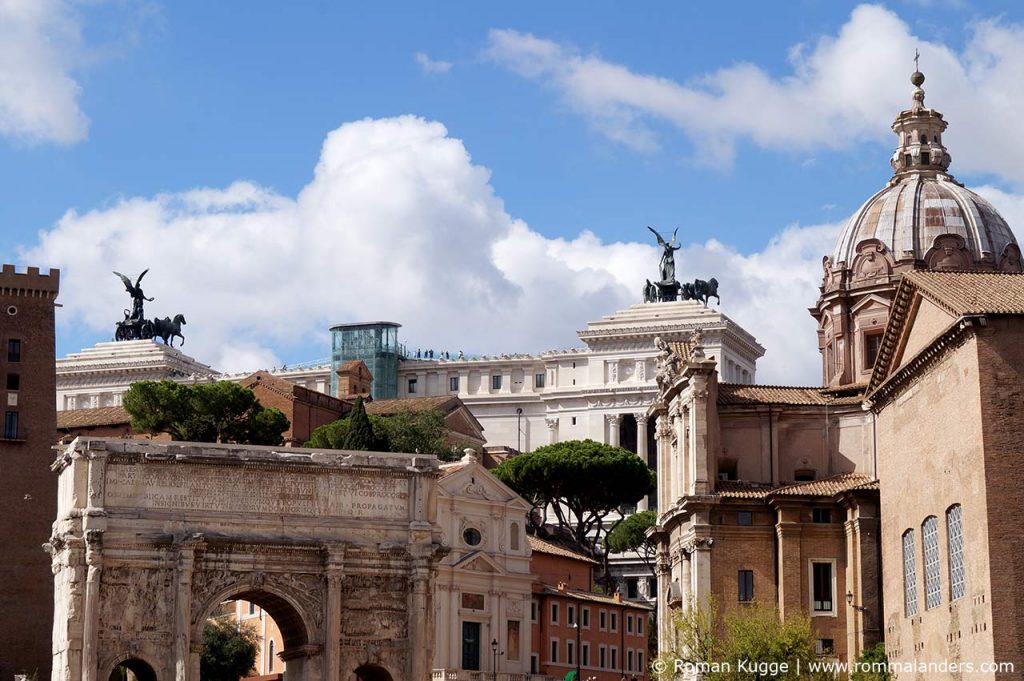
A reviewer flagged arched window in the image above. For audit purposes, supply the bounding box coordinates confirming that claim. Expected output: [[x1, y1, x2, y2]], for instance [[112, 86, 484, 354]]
[[947, 505, 965, 601], [921, 134, 928, 144], [510, 522, 520, 551], [902, 529, 918, 616], [922, 516, 942, 609], [268, 640, 275, 672]]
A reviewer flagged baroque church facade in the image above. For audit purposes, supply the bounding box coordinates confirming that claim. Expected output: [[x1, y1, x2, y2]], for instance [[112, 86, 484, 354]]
[[651, 69, 1024, 678]]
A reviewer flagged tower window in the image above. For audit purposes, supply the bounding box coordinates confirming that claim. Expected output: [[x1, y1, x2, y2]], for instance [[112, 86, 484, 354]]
[[920, 135, 928, 144], [7, 339, 21, 362], [904, 154, 912, 168], [3, 411, 18, 439], [921, 151, 931, 166], [6, 374, 19, 391]]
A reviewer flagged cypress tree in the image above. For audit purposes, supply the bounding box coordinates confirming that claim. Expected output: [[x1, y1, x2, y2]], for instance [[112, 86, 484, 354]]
[[342, 396, 382, 451]]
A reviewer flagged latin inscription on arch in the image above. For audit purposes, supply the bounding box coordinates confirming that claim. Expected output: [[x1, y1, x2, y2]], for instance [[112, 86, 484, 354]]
[[104, 463, 409, 519]]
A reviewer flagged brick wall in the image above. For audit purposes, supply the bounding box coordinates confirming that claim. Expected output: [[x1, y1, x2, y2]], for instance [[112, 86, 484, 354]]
[[976, 318, 1024, 677], [0, 265, 60, 681], [876, 335, 997, 672]]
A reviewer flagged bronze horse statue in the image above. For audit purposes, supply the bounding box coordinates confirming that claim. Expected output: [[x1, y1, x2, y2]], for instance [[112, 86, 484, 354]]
[[693, 278, 720, 306], [680, 278, 720, 306], [153, 314, 186, 347]]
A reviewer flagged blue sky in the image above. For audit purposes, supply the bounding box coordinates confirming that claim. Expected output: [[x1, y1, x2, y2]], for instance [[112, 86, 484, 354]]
[[4, 1, 1024, 383]]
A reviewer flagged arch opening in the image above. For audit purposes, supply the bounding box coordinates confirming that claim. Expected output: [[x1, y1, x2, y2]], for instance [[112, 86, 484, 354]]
[[202, 587, 313, 681], [353, 664, 393, 681], [109, 658, 157, 681]]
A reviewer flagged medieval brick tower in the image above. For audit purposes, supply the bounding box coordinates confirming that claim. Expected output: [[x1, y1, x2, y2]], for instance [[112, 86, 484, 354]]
[[0, 264, 60, 681]]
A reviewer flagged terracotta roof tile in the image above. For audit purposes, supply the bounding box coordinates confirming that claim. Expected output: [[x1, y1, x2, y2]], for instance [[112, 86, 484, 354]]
[[717, 384, 863, 406], [364, 395, 461, 415], [527, 535, 599, 564], [57, 406, 131, 429], [715, 480, 777, 499], [906, 271, 1024, 316], [241, 370, 348, 409], [772, 473, 878, 496], [716, 473, 877, 499], [539, 586, 653, 610]]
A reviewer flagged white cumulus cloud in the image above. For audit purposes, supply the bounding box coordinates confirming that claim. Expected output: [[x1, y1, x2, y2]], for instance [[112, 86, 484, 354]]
[[0, 0, 89, 143], [23, 116, 832, 383], [485, 5, 1024, 185]]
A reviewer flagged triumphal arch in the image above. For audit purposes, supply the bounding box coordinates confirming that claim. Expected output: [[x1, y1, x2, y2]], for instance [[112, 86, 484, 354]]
[[48, 437, 447, 681]]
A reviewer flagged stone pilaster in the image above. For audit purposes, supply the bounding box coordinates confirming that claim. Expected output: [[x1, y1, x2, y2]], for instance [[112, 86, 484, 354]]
[[635, 414, 649, 510], [775, 508, 804, 619], [323, 545, 345, 681], [843, 499, 881, 663], [408, 563, 433, 680], [545, 417, 558, 445], [606, 413, 622, 447], [656, 551, 673, 654], [174, 534, 202, 681], [655, 414, 672, 512], [81, 531, 103, 681], [672, 403, 686, 499], [690, 537, 713, 609]]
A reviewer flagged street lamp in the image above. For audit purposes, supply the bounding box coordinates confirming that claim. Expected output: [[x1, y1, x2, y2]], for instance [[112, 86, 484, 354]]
[[846, 591, 868, 613], [491, 638, 499, 680], [573, 622, 581, 681]]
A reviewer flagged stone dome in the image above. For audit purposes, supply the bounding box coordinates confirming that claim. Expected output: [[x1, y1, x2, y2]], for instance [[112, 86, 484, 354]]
[[831, 175, 1020, 271], [829, 70, 1022, 276]]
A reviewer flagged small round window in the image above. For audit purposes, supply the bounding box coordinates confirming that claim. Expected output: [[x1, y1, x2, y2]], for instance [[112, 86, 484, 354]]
[[6, 305, 16, 316], [462, 528, 482, 546]]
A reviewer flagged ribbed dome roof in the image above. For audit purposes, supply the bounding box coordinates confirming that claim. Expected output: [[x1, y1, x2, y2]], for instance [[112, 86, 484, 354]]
[[832, 175, 1019, 269], [830, 70, 1022, 275]]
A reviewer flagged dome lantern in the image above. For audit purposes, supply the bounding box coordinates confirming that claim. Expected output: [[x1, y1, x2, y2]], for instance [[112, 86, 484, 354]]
[[889, 69, 952, 177]]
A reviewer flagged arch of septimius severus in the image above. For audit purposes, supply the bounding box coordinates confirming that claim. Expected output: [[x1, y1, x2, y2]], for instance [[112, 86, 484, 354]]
[[46, 437, 447, 681]]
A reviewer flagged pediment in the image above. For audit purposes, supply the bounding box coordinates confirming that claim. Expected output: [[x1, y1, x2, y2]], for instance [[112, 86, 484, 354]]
[[453, 550, 507, 575], [851, 293, 891, 315], [444, 407, 486, 442], [892, 295, 957, 371], [439, 461, 530, 510]]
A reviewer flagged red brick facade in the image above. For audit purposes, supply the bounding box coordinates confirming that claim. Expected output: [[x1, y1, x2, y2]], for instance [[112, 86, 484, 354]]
[[529, 536, 652, 680], [0, 264, 60, 681]]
